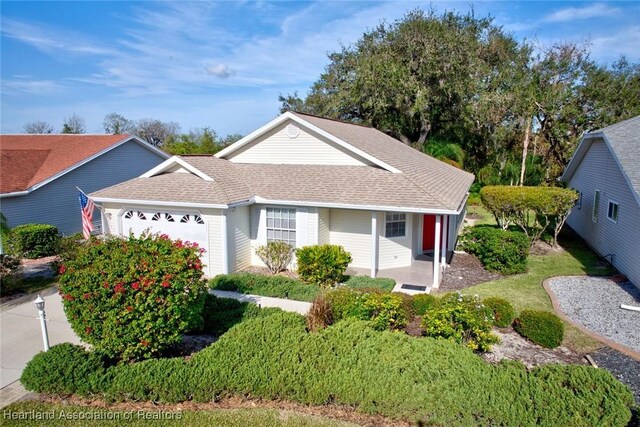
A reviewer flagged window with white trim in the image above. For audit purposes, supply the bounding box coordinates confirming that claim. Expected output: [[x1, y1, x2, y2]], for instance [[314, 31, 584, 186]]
[[607, 201, 619, 223], [385, 212, 406, 238], [592, 190, 600, 223], [266, 208, 296, 246]]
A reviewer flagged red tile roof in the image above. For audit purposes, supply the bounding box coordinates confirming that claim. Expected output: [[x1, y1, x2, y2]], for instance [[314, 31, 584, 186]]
[[0, 134, 131, 193]]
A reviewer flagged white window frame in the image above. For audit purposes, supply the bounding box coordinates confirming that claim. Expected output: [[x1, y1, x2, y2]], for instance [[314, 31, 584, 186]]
[[384, 212, 406, 238], [592, 190, 600, 223], [266, 207, 297, 247], [606, 200, 619, 224]]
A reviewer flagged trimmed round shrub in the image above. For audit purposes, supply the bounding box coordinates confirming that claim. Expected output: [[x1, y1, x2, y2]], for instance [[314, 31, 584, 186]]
[[483, 297, 515, 327], [422, 293, 499, 352], [21, 343, 106, 395], [459, 225, 529, 274], [58, 233, 208, 361], [296, 244, 352, 288], [7, 224, 60, 258], [513, 309, 564, 348], [411, 293, 439, 316]]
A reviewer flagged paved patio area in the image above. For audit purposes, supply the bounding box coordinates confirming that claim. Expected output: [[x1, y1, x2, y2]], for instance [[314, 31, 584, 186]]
[[348, 254, 435, 294]]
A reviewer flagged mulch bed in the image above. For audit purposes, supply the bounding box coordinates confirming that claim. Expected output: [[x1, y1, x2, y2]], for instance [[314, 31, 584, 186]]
[[437, 252, 502, 293]]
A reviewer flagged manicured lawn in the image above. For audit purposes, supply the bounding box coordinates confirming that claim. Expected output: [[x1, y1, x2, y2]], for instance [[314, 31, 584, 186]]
[[465, 205, 496, 226], [461, 231, 613, 353], [2, 402, 356, 427]]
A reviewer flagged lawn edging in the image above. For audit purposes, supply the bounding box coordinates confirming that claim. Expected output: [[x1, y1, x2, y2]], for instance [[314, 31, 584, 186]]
[[543, 277, 640, 362]]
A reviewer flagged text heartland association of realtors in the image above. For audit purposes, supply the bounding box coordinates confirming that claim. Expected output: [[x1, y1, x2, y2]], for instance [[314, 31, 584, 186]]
[[3, 409, 183, 421]]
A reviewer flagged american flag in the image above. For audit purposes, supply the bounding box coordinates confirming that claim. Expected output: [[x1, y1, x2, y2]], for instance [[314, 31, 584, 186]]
[[78, 190, 95, 239]]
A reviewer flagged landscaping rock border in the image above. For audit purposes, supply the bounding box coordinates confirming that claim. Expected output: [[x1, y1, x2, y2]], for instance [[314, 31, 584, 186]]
[[543, 277, 640, 361]]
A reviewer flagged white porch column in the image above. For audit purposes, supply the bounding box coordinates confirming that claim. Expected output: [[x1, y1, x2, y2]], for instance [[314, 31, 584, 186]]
[[221, 210, 229, 274], [371, 211, 378, 278], [433, 215, 441, 287], [440, 215, 448, 267]]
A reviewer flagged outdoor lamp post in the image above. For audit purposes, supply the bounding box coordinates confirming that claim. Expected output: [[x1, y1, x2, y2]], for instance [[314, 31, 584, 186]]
[[34, 295, 50, 351]]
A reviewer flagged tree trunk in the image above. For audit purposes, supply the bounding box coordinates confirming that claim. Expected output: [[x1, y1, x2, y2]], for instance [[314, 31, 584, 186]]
[[519, 115, 532, 186]]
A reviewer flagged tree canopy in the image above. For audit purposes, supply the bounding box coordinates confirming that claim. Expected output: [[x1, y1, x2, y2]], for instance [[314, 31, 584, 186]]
[[280, 9, 640, 183]]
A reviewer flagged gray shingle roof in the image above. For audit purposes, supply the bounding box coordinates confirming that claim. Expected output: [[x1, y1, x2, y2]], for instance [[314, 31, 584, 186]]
[[93, 114, 475, 212], [596, 115, 640, 199]]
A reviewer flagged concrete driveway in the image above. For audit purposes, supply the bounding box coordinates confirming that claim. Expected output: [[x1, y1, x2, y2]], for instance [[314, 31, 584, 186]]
[[0, 286, 81, 388]]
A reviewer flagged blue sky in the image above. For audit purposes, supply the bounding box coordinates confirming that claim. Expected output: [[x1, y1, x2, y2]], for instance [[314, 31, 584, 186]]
[[2, 1, 639, 136]]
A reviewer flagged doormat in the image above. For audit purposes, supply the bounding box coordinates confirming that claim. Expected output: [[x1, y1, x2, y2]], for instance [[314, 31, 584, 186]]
[[401, 284, 427, 292]]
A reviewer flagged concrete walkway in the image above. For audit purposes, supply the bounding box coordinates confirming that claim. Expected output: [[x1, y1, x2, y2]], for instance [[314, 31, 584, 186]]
[[210, 290, 312, 315], [0, 286, 81, 408]]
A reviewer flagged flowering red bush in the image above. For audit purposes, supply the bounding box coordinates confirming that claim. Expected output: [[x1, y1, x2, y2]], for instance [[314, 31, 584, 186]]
[[58, 232, 207, 361]]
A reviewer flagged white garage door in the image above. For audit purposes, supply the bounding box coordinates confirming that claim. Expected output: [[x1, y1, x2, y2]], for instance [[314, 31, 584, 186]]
[[121, 210, 209, 275]]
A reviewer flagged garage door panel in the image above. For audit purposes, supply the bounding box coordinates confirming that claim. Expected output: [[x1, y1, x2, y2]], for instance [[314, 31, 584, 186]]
[[121, 210, 210, 275]]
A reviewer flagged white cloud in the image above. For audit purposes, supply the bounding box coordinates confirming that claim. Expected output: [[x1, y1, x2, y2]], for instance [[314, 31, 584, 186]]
[[589, 25, 640, 63], [205, 64, 234, 78], [543, 3, 619, 23], [0, 18, 117, 57], [1, 78, 64, 95]]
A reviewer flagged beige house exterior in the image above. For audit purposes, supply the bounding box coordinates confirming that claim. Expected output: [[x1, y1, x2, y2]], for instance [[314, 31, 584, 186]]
[[562, 116, 640, 287], [93, 112, 474, 289]]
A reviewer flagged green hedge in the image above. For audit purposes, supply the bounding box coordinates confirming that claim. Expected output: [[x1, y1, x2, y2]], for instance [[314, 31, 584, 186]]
[[210, 273, 319, 302], [210, 273, 396, 302], [514, 310, 564, 349], [20, 343, 106, 396], [7, 224, 60, 258], [22, 313, 634, 426], [459, 225, 529, 274], [483, 297, 516, 327]]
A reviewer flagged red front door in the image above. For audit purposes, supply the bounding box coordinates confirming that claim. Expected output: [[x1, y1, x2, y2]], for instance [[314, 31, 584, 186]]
[[422, 215, 435, 251], [423, 215, 447, 253]]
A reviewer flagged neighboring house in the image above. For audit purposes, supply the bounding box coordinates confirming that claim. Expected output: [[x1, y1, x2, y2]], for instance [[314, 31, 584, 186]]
[[92, 112, 474, 288], [0, 134, 169, 236], [562, 115, 640, 287]]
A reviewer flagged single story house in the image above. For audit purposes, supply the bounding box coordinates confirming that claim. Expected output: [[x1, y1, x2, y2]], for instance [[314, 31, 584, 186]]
[[562, 115, 640, 287], [0, 134, 169, 235], [91, 112, 474, 289]]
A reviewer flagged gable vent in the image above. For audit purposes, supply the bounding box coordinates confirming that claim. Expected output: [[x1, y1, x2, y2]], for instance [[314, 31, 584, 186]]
[[286, 124, 300, 138]]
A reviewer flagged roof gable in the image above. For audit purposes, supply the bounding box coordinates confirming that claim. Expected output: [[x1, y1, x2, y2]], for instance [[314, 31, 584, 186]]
[[216, 112, 401, 173], [562, 115, 640, 207], [0, 134, 169, 194], [221, 119, 375, 167]]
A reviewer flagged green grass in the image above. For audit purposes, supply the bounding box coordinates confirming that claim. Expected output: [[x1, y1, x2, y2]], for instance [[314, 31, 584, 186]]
[[210, 273, 395, 302], [2, 401, 356, 427], [457, 231, 613, 353], [465, 205, 496, 226]]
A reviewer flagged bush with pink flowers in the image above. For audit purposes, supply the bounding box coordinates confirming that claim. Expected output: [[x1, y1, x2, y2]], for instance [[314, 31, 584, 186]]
[[58, 232, 207, 361]]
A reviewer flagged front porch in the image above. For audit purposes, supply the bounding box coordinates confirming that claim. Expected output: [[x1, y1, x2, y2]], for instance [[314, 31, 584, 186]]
[[348, 254, 435, 294]]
